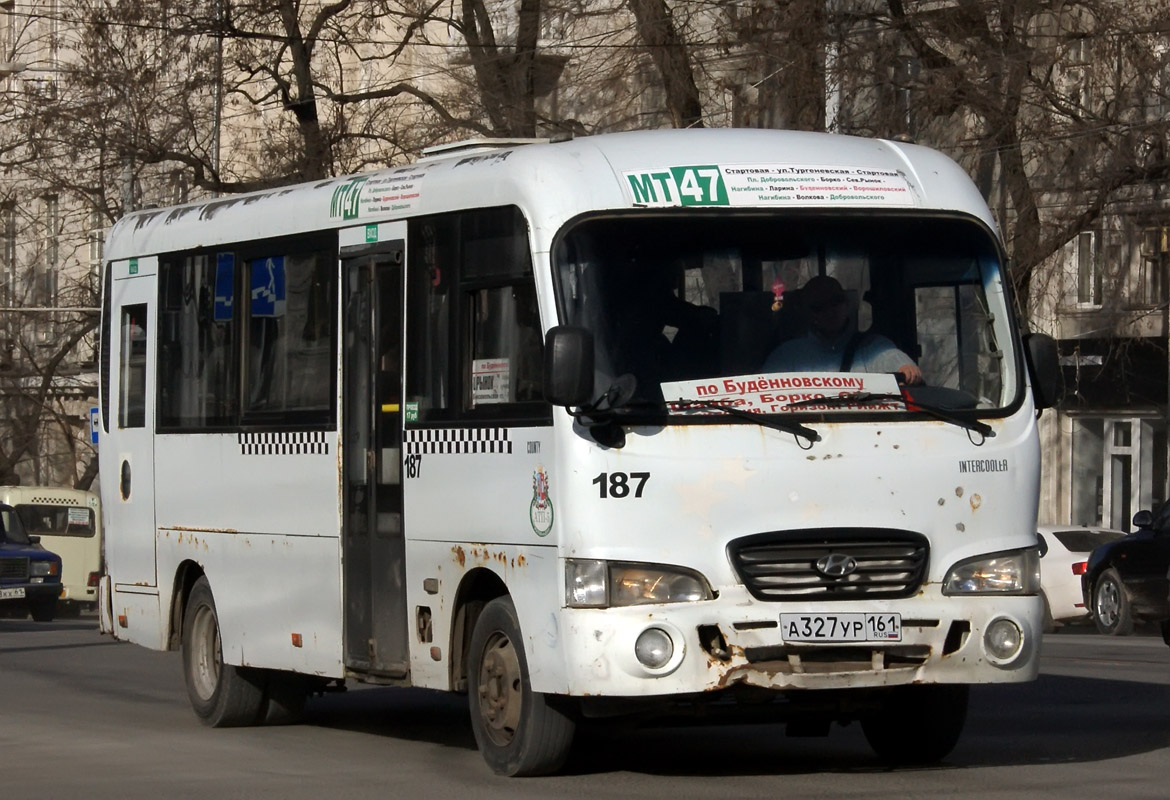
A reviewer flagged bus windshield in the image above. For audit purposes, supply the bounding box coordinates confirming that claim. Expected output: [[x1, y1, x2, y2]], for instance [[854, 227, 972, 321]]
[[0, 504, 32, 545], [552, 212, 1018, 417]]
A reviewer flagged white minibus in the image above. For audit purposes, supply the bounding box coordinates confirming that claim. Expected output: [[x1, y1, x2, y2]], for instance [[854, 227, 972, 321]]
[[1, 485, 103, 613], [97, 129, 1060, 775]]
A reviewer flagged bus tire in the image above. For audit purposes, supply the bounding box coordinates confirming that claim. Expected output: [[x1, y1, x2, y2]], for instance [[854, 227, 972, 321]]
[[861, 684, 968, 765], [29, 596, 56, 622], [261, 670, 308, 725], [1092, 569, 1134, 635], [467, 596, 575, 776], [182, 576, 265, 727]]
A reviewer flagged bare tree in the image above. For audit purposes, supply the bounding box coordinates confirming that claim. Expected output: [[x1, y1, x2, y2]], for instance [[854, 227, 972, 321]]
[[863, 0, 1170, 312], [628, 0, 703, 128]]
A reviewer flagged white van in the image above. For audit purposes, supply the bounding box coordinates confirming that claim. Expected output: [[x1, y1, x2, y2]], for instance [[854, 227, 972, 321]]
[[0, 486, 103, 611]]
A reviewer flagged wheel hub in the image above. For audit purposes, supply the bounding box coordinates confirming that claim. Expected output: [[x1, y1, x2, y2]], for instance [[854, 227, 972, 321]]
[[188, 605, 222, 701], [1097, 581, 1120, 626], [477, 631, 522, 747]]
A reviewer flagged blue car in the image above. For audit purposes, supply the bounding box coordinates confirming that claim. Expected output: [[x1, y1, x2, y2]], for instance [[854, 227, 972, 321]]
[[1, 501, 63, 621]]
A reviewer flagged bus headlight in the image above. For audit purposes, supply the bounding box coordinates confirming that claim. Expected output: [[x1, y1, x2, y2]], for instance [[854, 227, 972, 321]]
[[566, 560, 713, 608], [942, 548, 1040, 595]]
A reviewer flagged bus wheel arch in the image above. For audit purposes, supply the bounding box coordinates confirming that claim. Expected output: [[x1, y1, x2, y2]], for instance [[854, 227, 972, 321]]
[[168, 560, 205, 651], [450, 567, 508, 692]]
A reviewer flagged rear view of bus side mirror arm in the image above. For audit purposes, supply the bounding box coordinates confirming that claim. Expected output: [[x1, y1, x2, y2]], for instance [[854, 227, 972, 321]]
[[543, 326, 595, 408], [1022, 332, 1062, 410]]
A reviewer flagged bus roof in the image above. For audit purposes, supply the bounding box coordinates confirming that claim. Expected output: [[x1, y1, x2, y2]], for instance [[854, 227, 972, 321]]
[[104, 129, 995, 261]]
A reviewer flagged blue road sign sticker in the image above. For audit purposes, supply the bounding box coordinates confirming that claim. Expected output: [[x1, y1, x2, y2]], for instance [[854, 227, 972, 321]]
[[89, 407, 99, 445], [250, 256, 286, 318]]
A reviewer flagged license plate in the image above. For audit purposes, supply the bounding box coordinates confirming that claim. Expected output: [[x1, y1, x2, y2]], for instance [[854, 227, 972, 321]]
[[0, 587, 26, 600], [780, 613, 901, 643]]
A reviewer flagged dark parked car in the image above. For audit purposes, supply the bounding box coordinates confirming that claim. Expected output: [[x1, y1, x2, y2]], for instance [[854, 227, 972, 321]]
[[1082, 507, 1170, 641], [0, 502, 62, 622]]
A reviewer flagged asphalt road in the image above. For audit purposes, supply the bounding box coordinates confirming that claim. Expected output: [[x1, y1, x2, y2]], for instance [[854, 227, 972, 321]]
[[1, 617, 1167, 798]]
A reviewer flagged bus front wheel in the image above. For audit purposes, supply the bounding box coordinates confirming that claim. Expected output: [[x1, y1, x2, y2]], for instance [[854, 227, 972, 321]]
[[467, 596, 575, 776], [182, 576, 266, 727], [861, 684, 968, 765]]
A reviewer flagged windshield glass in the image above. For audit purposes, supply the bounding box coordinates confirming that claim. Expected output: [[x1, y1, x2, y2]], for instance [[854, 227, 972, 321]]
[[0, 504, 33, 545], [553, 213, 1018, 416], [16, 504, 97, 538]]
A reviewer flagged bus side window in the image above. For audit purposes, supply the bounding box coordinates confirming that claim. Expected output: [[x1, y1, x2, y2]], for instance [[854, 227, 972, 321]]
[[243, 250, 335, 420], [119, 304, 147, 428], [468, 283, 542, 406], [407, 205, 546, 422], [406, 216, 454, 419]]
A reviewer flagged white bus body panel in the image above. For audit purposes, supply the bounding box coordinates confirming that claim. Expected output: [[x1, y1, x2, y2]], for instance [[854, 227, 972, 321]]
[[152, 433, 344, 675]]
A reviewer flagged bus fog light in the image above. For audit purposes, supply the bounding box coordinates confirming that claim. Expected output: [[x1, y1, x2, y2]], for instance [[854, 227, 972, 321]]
[[635, 627, 674, 669], [984, 618, 1022, 660]]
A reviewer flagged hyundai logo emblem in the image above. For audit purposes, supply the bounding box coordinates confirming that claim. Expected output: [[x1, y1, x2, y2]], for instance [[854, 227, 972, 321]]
[[815, 553, 858, 578]]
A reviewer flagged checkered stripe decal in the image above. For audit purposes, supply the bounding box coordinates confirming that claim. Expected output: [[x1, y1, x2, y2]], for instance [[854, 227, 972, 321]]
[[238, 431, 330, 455], [405, 428, 512, 455]]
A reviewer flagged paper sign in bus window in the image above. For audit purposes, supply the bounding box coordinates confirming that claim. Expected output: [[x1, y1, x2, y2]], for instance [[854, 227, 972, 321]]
[[471, 358, 511, 406]]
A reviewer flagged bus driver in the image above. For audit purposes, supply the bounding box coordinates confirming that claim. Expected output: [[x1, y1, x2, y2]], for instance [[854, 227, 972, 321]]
[[761, 275, 923, 385]]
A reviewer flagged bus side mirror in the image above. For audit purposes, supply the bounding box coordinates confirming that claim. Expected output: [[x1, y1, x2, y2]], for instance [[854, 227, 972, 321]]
[[1023, 332, 1061, 410], [543, 326, 594, 407]]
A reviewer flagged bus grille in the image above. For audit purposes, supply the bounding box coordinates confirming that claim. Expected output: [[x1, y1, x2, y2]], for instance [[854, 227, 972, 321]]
[[1, 557, 30, 580], [728, 530, 928, 601]]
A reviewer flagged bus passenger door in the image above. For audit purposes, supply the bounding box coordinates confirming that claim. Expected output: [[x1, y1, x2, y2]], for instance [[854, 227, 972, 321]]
[[341, 243, 408, 678], [101, 258, 159, 635]]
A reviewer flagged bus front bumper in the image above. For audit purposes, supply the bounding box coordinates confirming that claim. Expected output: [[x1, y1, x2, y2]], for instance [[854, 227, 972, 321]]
[[555, 586, 1041, 697]]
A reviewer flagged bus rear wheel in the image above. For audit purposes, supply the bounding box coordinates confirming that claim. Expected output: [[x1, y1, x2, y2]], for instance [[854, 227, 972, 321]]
[[29, 596, 56, 622], [467, 596, 575, 776], [261, 670, 308, 724], [182, 576, 265, 727], [861, 684, 968, 765]]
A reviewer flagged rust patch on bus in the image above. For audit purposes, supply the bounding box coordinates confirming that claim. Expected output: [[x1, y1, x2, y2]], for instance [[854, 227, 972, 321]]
[[452, 546, 466, 568], [467, 547, 508, 566]]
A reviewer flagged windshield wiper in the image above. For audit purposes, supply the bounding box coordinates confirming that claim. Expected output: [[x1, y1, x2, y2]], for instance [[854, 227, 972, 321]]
[[784, 391, 994, 438], [675, 399, 820, 445]]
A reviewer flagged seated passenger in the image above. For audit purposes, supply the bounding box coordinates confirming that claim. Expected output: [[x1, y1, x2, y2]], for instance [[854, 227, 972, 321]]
[[761, 275, 922, 384]]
